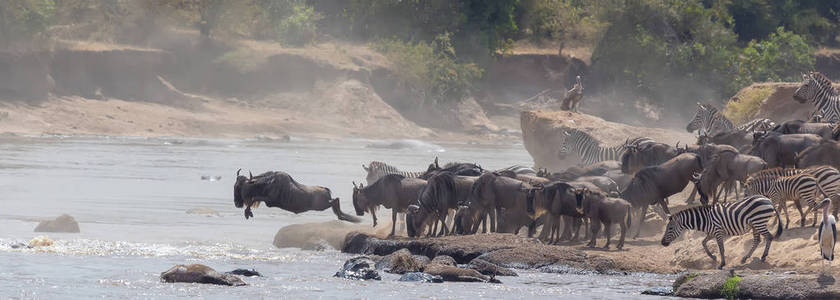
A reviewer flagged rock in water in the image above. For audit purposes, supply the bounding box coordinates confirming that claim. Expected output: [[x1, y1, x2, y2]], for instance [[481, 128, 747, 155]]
[[399, 272, 443, 283], [28, 235, 54, 247], [423, 263, 501, 283], [430, 255, 457, 266], [334, 256, 381, 281], [34, 214, 80, 233], [385, 249, 424, 274], [161, 264, 246, 286], [226, 269, 262, 277], [642, 287, 673, 296], [467, 258, 518, 277]]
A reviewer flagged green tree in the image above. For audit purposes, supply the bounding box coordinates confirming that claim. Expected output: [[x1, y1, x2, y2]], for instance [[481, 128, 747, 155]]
[[0, 0, 55, 46]]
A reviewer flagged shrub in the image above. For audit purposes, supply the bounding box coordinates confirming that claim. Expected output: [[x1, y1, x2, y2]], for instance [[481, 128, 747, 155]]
[[720, 275, 741, 300], [0, 0, 55, 46], [730, 27, 815, 92], [373, 33, 483, 105]]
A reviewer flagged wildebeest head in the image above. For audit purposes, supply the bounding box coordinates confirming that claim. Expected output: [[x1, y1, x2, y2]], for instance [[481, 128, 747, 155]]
[[661, 214, 681, 246], [574, 188, 588, 215], [351, 181, 367, 216], [525, 183, 544, 214], [406, 204, 428, 238], [233, 169, 253, 208]]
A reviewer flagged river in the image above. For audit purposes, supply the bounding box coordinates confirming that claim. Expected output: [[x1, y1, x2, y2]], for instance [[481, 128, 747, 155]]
[[0, 135, 675, 299]]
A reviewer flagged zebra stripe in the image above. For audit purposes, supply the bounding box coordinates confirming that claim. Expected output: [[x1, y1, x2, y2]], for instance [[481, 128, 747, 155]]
[[494, 165, 537, 175], [736, 118, 776, 132], [560, 128, 653, 166], [766, 174, 824, 228], [794, 72, 840, 123], [363, 161, 424, 185], [687, 103, 733, 136], [746, 166, 840, 202], [661, 195, 781, 268]]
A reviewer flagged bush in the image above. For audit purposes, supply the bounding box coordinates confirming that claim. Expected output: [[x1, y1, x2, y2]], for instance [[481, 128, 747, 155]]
[[724, 85, 774, 124], [731, 27, 815, 90], [720, 275, 741, 300], [256, 0, 322, 46], [373, 33, 483, 105], [0, 0, 55, 46]]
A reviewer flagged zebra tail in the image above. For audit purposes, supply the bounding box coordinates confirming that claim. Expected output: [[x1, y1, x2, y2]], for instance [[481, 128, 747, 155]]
[[773, 206, 783, 239]]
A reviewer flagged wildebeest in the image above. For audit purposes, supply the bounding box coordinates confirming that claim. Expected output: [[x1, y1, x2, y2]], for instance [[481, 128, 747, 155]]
[[796, 139, 840, 170], [233, 170, 360, 222], [352, 174, 427, 237], [771, 120, 840, 141], [496, 170, 550, 185], [620, 142, 679, 174], [540, 160, 620, 181], [574, 176, 620, 196], [750, 132, 822, 168], [467, 172, 533, 233], [574, 188, 631, 249], [697, 130, 753, 153], [419, 161, 484, 179], [621, 153, 703, 238], [406, 174, 478, 237], [527, 181, 583, 243], [694, 149, 767, 205]]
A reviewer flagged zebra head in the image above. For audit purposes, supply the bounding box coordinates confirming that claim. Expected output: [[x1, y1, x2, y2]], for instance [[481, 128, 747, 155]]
[[686, 103, 707, 133], [661, 214, 683, 246], [558, 130, 572, 156], [793, 73, 817, 104]]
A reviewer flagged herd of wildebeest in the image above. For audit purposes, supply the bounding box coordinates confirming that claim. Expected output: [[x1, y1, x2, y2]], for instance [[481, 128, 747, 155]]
[[233, 72, 840, 269]]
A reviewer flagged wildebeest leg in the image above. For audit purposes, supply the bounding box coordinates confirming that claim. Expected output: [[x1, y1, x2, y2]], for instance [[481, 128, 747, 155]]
[[714, 230, 726, 269], [538, 216, 551, 241], [741, 231, 762, 264], [686, 185, 698, 204], [370, 208, 378, 227], [495, 207, 503, 233], [702, 234, 717, 262], [587, 219, 599, 247], [633, 206, 648, 239], [571, 217, 582, 242], [603, 221, 612, 249], [489, 209, 497, 233], [581, 218, 589, 240], [617, 218, 627, 250], [389, 208, 397, 237]]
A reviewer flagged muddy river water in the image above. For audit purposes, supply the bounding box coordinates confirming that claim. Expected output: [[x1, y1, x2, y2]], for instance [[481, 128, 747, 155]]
[[0, 136, 675, 299]]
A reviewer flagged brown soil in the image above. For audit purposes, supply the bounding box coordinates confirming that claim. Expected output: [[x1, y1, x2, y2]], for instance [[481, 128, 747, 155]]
[[748, 82, 813, 122]]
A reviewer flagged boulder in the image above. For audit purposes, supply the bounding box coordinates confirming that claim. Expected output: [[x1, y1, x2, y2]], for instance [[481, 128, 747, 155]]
[[34, 214, 80, 233], [384, 249, 424, 274], [160, 264, 246, 286], [334, 256, 381, 281], [467, 258, 518, 276], [430, 255, 456, 267], [398, 272, 443, 283], [226, 269, 262, 277]]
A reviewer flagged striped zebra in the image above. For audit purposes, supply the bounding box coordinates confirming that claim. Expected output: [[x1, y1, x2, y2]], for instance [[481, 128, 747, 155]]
[[766, 174, 828, 228], [746, 166, 840, 222], [737, 118, 776, 132], [686, 103, 733, 136], [494, 165, 537, 176], [660, 195, 783, 269], [362, 161, 425, 185], [794, 72, 840, 123], [559, 128, 653, 166]]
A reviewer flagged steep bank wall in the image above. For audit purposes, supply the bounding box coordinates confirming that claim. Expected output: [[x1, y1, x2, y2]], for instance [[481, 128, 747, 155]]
[[520, 110, 694, 171]]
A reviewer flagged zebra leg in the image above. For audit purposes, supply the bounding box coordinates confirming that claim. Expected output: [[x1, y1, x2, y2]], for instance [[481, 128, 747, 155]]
[[779, 199, 791, 229], [702, 234, 717, 261], [761, 229, 774, 262], [587, 219, 599, 247], [794, 200, 806, 227], [603, 221, 612, 249], [715, 231, 727, 269], [741, 231, 762, 264]]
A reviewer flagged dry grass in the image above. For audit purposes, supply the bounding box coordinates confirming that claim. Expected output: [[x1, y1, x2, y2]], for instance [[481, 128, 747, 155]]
[[724, 84, 776, 124]]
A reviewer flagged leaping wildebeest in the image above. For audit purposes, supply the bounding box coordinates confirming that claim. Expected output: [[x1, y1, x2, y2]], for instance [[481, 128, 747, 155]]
[[352, 174, 427, 237], [233, 170, 360, 222]]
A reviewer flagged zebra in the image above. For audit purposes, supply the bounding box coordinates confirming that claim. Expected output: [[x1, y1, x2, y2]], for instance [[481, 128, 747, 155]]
[[686, 103, 734, 136], [793, 72, 840, 123], [736, 118, 776, 132], [494, 165, 537, 176], [766, 173, 829, 228], [362, 161, 425, 185], [660, 195, 783, 269], [746, 166, 840, 221], [559, 128, 654, 166]]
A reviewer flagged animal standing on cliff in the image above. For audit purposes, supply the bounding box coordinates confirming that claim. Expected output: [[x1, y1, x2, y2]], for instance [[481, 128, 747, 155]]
[[561, 75, 583, 112], [819, 199, 836, 276], [233, 169, 361, 222]]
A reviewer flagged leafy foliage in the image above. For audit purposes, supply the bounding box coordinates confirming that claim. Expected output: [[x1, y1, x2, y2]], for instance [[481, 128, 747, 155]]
[[0, 0, 55, 46], [720, 275, 741, 300], [373, 33, 483, 105]]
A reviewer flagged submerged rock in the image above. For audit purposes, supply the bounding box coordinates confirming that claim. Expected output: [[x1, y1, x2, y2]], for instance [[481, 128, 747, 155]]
[[467, 258, 518, 277], [226, 269, 262, 277], [28, 235, 54, 247], [34, 214, 80, 233], [160, 264, 246, 286], [641, 287, 673, 296], [334, 256, 381, 281], [399, 272, 443, 283]]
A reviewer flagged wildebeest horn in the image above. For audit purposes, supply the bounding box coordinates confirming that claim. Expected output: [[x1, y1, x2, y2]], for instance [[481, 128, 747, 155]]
[[675, 141, 680, 149], [352, 181, 357, 189], [236, 168, 242, 177], [691, 172, 702, 181], [249, 171, 253, 180]]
